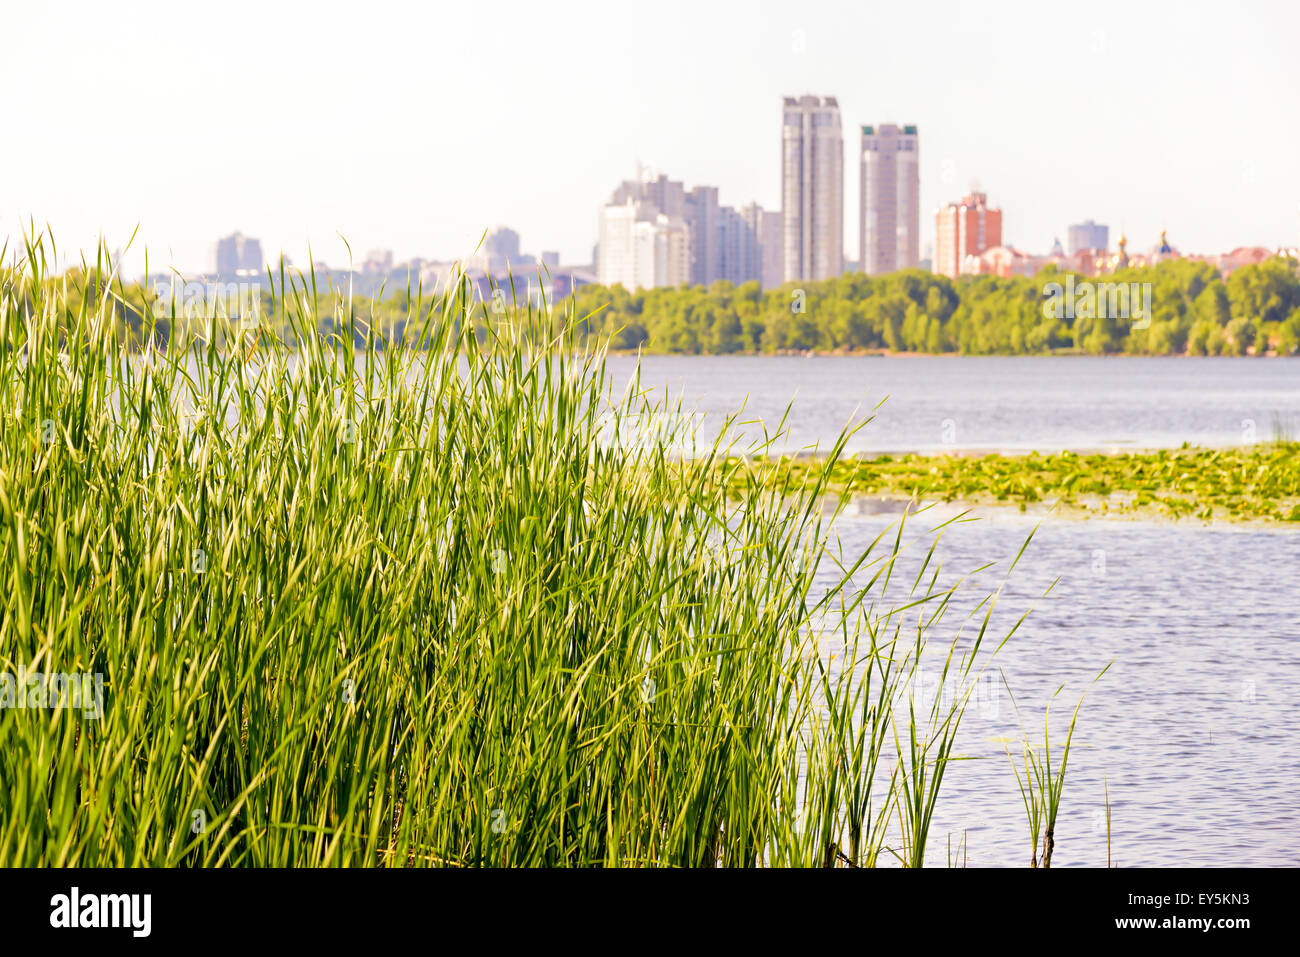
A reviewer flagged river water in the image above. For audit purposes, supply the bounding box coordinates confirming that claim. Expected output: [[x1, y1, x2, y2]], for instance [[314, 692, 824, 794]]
[[605, 354, 1300, 454], [608, 355, 1300, 866]]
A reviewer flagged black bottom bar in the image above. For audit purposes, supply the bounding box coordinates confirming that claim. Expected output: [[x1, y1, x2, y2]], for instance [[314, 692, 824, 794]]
[[0, 867, 1278, 945]]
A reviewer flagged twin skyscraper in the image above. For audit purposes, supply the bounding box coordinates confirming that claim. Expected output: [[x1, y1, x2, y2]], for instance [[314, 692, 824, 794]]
[[781, 95, 919, 282]]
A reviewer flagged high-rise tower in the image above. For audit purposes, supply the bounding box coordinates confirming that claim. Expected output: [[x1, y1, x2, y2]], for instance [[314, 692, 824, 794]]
[[859, 123, 919, 274], [781, 95, 844, 282]]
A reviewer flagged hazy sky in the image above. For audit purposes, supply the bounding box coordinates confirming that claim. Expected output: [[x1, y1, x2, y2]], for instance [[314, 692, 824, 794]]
[[3, 0, 1298, 277]]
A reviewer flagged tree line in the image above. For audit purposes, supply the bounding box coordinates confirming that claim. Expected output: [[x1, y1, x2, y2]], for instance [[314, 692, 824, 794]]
[[565, 256, 1300, 356], [9, 254, 1300, 357]]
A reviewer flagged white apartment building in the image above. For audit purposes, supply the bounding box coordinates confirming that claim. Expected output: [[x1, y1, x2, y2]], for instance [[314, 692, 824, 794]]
[[781, 95, 844, 282], [599, 175, 779, 290], [598, 199, 691, 290]]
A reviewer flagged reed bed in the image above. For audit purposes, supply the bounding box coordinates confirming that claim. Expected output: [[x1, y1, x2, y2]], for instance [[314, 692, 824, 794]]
[[0, 239, 1026, 866]]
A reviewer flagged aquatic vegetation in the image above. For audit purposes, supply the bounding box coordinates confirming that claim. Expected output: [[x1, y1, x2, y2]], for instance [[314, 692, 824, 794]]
[[727, 444, 1300, 523], [1002, 664, 1110, 868]]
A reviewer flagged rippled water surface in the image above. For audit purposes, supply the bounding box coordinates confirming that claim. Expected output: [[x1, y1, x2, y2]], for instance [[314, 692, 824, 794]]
[[605, 355, 1300, 454], [823, 511, 1299, 867]]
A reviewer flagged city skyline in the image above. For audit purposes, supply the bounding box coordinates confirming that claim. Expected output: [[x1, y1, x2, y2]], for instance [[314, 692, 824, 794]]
[[3, 0, 1299, 278]]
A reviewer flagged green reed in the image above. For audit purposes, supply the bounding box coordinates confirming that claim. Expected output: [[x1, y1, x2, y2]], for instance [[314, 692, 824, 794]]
[[0, 235, 1028, 866], [1002, 663, 1111, 868]]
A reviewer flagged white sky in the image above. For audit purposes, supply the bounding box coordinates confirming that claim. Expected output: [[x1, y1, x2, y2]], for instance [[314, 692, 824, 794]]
[[3, 0, 1298, 277]]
